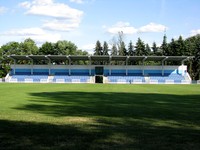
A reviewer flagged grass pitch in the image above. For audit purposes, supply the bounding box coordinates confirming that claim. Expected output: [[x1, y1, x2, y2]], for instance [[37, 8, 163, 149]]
[[0, 83, 200, 150]]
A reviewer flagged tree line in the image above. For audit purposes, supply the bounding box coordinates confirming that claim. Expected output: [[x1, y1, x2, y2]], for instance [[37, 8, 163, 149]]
[[0, 33, 199, 80], [93, 32, 200, 80], [0, 39, 88, 77]]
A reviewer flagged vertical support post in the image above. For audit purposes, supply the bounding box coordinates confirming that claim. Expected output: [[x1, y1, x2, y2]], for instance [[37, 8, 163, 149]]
[[126, 56, 129, 76], [181, 57, 189, 76], [88, 56, 91, 76], [27, 56, 33, 75], [13, 59, 16, 75], [68, 56, 71, 76], [8, 56, 16, 75], [162, 57, 168, 76], [31, 59, 33, 75], [109, 56, 112, 76], [45, 56, 51, 75], [142, 57, 147, 76]]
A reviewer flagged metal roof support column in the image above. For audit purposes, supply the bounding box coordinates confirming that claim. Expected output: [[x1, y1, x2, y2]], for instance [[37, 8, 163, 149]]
[[88, 56, 91, 76], [26, 56, 33, 75], [142, 57, 147, 76], [126, 56, 129, 76], [8, 56, 16, 75], [45, 56, 51, 75], [109, 56, 112, 76], [181, 57, 189, 76], [67, 56, 71, 76], [161, 57, 168, 76]]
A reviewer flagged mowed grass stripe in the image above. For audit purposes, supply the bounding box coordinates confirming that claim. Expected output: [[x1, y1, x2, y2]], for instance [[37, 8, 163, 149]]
[[0, 83, 200, 150]]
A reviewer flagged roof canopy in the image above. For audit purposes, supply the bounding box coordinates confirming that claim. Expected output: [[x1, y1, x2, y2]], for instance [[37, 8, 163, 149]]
[[7, 55, 193, 63]]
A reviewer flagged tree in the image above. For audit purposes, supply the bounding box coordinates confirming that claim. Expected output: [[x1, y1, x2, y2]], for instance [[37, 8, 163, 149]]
[[0, 41, 20, 56], [102, 41, 109, 55], [39, 42, 55, 55], [111, 44, 118, 55], [152, 42, 158, 55], [168, 38, 177, 56], [19, 38, 38, 55], [128, 41, 134, 56], [191, 38, 200, 80], [145, 44, 151, 55], [161, 34, 168, 55], [176, 36, 186, 56], [117, 31, 127, 56], [94, 40, 102, 55], [55, 40, 78, 55], [135, 38, 145, 56]]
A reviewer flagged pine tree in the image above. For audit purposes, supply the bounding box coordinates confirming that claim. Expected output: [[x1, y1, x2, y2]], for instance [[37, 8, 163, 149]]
[[161, 34, 168, 55], [102, 41, 109, 55], [152, 42, 158, 55], [177, 36, 186, 56], [135, 38, 145, 56], [94, 40, 102, 55], [128, 41, 134, 56], [111, 44, 118, 55], [145, 44, 151, 55]]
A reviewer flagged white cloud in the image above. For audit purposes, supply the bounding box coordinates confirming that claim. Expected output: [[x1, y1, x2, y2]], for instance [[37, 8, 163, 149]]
[[42, 19, 79, 31], [138, 22, 167, 33], [70, 0, 84, 4], [81, 43, 95, 50], [80, 44, 95, 54], [0, 6, 7, 14], [190, 29, 200, 36], [19, 0, 83, 32], [106, 22, 168, 35], [107, 22, 137, 34], [20, 0, 83, 20], [30, 33, 61, 43], [4, 27, 45, 36], [3, 27, 61, 43]]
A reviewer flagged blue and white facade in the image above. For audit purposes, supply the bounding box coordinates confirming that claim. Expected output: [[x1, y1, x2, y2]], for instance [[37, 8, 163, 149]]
[[6, 55, 192, 84]]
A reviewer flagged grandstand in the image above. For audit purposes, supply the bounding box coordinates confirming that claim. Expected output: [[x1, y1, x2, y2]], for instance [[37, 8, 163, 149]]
[[6, 55, 192, 84]]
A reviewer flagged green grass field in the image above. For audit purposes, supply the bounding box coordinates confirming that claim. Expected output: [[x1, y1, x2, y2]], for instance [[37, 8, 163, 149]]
[[0, 83, 200, 150]]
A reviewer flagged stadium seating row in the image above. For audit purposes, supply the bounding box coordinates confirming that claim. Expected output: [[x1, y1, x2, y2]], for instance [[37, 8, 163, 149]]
[[9, 75, 90, 83]]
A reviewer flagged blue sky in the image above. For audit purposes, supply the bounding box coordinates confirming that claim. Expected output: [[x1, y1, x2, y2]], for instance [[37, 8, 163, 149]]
[[0, 0, 200, 53]]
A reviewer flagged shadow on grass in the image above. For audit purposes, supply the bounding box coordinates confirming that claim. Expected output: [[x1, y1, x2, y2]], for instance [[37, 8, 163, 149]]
[[3, 91, 200, 149], [0, 118, 200, 150], [17, 91, 200, 122]]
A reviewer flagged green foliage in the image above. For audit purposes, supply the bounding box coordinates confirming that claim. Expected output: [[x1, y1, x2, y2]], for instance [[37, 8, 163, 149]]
[[39, 42, 55, 55], [19, 38, 39, 55], [55, 40, 78, 55], [94, 40, 102, 55], [145, 44, 151, 55], [128, 40, 134, 56], [111, 44, 118, 55], [135, 38, 146, 56], [0, 64, 10, 78], [0, 41, 20, 55], [161, 34, 168, 55], [151, 42, 158, 55], [102, 41, 109, 55]]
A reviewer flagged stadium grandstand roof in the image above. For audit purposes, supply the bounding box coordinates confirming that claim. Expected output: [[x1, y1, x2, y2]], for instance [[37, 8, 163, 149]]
[[7, 55, 193, 62]]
